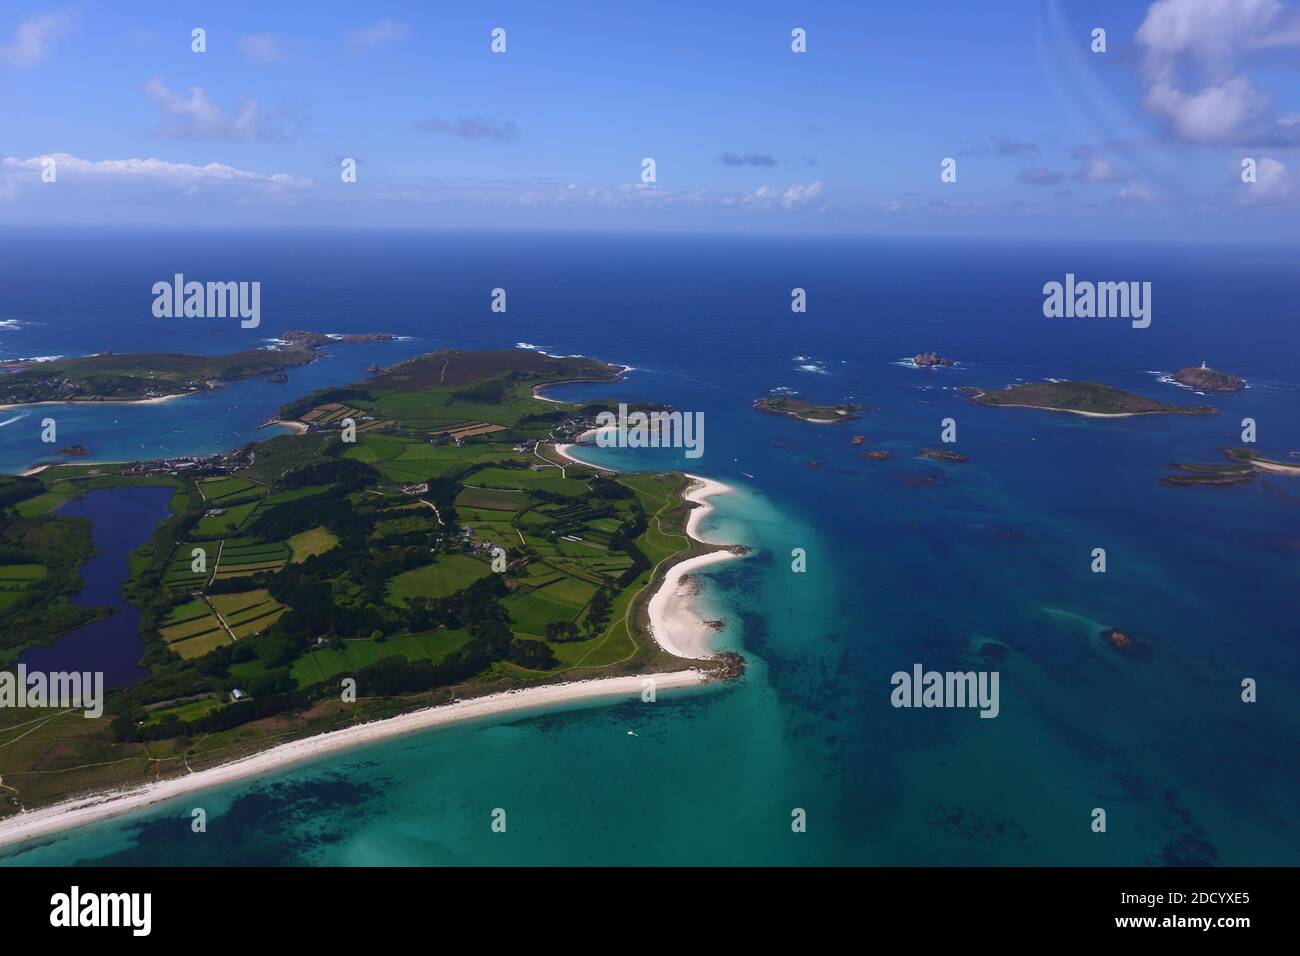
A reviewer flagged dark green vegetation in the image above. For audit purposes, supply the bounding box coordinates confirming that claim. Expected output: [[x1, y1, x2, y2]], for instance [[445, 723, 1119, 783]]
[[1162, 463, 1255, 486], [0, 331, 378, 405], [1171, 366, 1245, 393], [0, 469, 181, 667], [1221, 447, 1300, 472], [1161, 448, 1300, 485], [753, 395, 865, 423], [968, 381, 1217, 416], [0, 350, 721, 814]]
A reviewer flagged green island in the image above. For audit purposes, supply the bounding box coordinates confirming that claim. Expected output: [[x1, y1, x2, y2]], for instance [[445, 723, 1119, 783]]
[[753, 395, 865, 423], [1161, 448, 1300, 485], [0, 330, 393, 407], [966, 381, 1217, 417], [0, 348, 739, 815]]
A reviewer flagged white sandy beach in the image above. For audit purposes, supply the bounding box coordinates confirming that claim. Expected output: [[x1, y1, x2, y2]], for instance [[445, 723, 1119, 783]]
[[0, 670, 706, 851], [0, 392, 194, 412], [968, 390, 1189, 419], [985, 402, 1150, 418], [18, 460, 124, 477], [1246, 459, 1300, 475], [647, 475, 742, 659], [551, 441, 745, 661], [531, 387, 567, 404], [530, 367, 634, 405], [265, 419, 310, 435], [553, 429, 622, 472]]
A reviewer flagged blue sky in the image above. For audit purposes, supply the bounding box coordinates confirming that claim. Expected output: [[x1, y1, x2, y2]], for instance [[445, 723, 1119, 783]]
[[2, 0, 1299, 238]]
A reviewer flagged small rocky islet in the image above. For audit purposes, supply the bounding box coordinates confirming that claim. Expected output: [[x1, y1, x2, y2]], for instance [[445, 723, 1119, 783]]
[[1170, 364, 1245, 393], [919, 448, 969, 463], [912, 352, 956, 368], [1101, 627, 1151, 658]]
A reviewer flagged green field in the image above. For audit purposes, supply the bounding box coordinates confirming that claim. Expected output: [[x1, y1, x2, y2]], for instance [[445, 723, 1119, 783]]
[[505, 578, 599, 634], [385, 554, 494, 604], [260, 485, 331, 507], [194, 499, 261, 537], [143, 695, 223, 726], [471, 467, 589, 497], [211, 589, 287, 639], [162, 542, 215, 590], [13, 483, 79, 518], [158, 596, 229, 658], [160, 613, 225, 643], [291, 628, 476, 685], [213, 540, 291, 579], [455, 487, 527, 511], [287, 526, 339, 562], [0, 563, 47, 610], [198, 476, 260, 502]]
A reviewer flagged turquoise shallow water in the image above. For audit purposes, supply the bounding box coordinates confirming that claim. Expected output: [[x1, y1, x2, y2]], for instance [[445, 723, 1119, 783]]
[[2, 231, 1298, 865]]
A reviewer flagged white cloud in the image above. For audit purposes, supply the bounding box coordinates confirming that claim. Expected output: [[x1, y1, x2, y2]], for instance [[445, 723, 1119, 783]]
[[1242, 156, 1296, 203], [1135, 0, 1300, 144], [505, 179, 827, 212], [1075, 157, 1131, 183], [144, 78, 267, 141], [347, 18, 410, 51], [239, 33, 284, 64], [0, 11, 75, 67], [0, 153, 312, 204], [781, 181, 825, 208], [1115, 183, 1159, 206], [732, 181, 826, 209]]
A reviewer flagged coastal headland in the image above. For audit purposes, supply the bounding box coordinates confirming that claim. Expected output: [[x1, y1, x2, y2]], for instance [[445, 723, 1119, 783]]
[[0, 330, 395, 409], [0, 346, 745, 848], [1170, 365, 1245, 393]]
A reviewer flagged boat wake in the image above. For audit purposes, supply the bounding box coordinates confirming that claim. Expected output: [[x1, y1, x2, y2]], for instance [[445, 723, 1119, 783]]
[[0, 410, 32, 428]]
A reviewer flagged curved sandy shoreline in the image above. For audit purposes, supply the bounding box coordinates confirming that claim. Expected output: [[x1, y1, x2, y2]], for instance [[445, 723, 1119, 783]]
[[647, 475, 741, 659], [531, 369, 632, 405], [0, 671, 706, 851], [554, 438, 746, 662], [553, 430, 620, 473], [264, 419, 309, 435]]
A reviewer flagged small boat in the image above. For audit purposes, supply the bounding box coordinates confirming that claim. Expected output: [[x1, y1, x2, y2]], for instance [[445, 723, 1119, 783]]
[[740, 472, 754, 479], [626, 730, 637, 737]]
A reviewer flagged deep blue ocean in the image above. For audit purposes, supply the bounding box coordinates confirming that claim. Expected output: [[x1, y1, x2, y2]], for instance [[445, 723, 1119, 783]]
[[2, 229, 1297, 865]]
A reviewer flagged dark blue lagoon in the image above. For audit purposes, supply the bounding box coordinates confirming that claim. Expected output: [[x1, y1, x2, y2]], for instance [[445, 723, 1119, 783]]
[[17, 486, 174, 690]]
